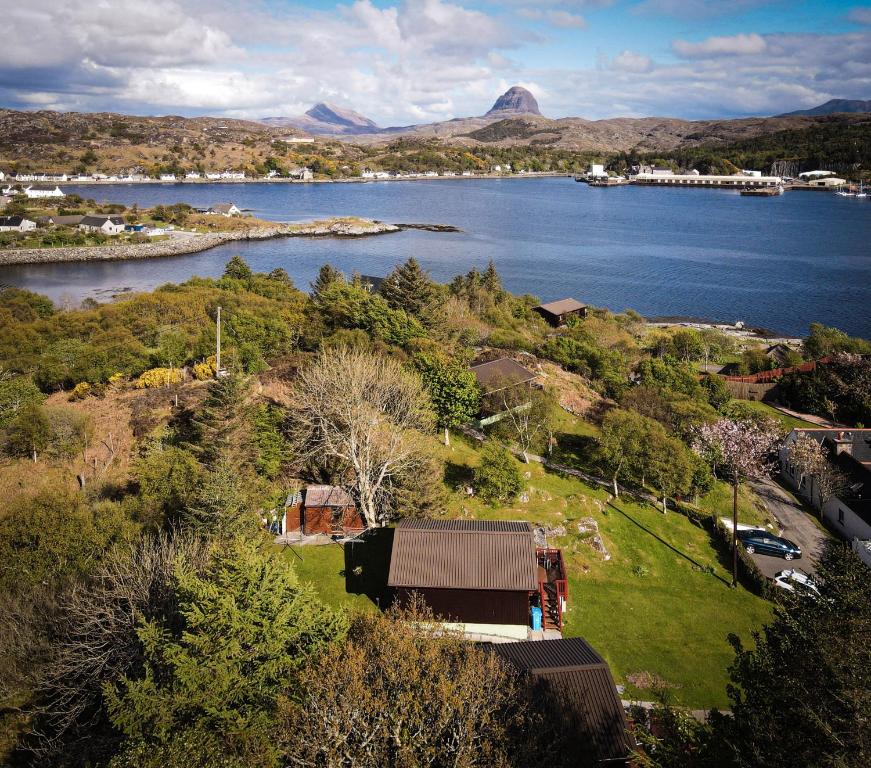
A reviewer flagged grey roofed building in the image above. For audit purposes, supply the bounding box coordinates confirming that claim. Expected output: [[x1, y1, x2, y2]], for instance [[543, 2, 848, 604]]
[[469, 357, 538, 395], [45, 214, 85, 226], [80, 215, 125, 226], [486, 638, 633, 764], [387, 519, 538, 592], [533, 297, 588, 326], [304, 484, 354, 507]]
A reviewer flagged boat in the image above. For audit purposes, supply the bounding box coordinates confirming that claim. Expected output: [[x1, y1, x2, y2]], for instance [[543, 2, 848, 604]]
[[857, 182, 867, 199], [741, 186, 783, 197]]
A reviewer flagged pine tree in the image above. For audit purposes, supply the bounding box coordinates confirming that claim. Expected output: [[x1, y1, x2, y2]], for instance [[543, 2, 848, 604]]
[[188, 374, 247, 467], [311, 263, 343, 296], [380, 257, 434, 317], [223, 255, 252, 281], [482, 259, 503, 295]]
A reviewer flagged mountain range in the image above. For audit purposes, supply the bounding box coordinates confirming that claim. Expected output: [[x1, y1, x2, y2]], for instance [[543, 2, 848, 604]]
[[259, 87, 871, 150]]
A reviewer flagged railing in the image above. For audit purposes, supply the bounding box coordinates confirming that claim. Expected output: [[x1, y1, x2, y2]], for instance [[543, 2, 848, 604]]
[[536, 548, 568, 630]]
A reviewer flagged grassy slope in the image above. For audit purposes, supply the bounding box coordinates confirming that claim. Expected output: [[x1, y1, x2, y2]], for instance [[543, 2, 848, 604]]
[[735, 399, 819, 431], [285, 422, 772, 710]]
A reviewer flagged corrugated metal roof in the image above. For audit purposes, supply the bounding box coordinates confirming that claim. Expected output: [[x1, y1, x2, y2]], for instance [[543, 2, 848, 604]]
[[536, 298, 587, 316], [489, 637, 605, 671], [305, 485, 354, 507], [489, 638, 631, 763], [387, 518, 538, 591], [469, 358, 537, 393]]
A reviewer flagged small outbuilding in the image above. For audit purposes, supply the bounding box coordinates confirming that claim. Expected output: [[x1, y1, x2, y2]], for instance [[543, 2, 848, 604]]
[[487, 638, 633, 765], [533, 298, 588, 326], [283, 485, 365, 536], [470, 357, 538, 396]]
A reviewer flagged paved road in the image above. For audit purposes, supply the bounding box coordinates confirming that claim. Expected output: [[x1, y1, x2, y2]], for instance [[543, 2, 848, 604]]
[[746, 478, 830, 579]]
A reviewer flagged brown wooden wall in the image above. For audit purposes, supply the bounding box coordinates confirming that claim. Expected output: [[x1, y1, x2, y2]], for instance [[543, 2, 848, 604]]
[[302, 505, 364, 535], [396, 587, 530, 625]]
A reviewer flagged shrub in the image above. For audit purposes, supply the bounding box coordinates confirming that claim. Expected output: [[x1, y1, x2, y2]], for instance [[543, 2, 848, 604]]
[[135, 367, 184, 389], [192, 356, 216, 381], [475, 443, 523, 504], [69, 381, 92, 401]]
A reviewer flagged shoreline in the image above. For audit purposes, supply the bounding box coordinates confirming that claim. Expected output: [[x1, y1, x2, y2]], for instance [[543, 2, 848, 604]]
[[41, 172, 570, 187], [0, 218, 455, 267]]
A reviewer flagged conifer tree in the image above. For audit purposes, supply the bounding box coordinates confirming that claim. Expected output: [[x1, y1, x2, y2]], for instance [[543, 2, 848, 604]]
[[380, 257, 434, 317], [188, 374, 247, 467], [310, 263, 343, 296], [223, 255, 253, 281]]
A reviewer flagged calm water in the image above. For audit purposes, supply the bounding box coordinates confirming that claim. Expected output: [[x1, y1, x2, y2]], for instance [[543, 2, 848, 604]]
[[2, 178, 869, 337]]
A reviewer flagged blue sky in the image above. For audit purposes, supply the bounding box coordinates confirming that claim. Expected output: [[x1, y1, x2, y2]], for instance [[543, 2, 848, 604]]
[[1, 0, 869, 123]]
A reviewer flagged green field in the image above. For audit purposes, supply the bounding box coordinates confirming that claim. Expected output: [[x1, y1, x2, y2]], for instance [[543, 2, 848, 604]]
[[735, 399, 819, 431], [282, 431, 773, 709]]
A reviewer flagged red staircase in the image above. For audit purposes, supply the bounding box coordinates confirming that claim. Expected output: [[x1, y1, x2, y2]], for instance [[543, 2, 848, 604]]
[[536, 548, 568, 631]]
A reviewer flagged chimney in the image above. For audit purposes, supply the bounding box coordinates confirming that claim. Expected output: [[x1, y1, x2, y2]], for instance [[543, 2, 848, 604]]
[[833, 431, 853, 456]]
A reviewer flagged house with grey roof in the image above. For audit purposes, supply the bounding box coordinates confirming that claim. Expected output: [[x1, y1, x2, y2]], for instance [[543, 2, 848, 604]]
[[79, 215, 126, 235], [533, 298, 588, 326], [780, 428, 871, 549], [0, 215, 36, 232]]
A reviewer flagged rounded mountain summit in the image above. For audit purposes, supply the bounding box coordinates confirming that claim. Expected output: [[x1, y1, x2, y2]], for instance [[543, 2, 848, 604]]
[[484, 86, 542, 117]]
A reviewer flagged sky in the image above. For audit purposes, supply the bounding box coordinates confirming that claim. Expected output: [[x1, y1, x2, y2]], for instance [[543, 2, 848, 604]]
[[1, 0, 870, 124]]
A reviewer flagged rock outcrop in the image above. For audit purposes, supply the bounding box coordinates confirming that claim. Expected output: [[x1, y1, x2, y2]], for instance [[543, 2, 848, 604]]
[[485, 86, 542, 117]]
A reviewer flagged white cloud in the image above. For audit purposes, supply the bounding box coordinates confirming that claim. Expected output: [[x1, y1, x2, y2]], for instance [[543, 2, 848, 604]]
[[672, 32, 767, 58], [518, 8, 587, 27], [633, 0, 775, 17], [612, 50, 653, 72]]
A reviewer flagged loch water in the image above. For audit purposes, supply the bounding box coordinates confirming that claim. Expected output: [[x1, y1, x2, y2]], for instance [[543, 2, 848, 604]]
[[1, 177, 869, 337]]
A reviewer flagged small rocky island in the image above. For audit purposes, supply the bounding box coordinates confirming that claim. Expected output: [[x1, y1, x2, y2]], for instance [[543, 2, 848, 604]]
[[0, 217, 460, 266]]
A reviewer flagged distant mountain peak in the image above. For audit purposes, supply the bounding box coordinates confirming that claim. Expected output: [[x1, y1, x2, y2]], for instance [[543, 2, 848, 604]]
[[777, 98, 871, 117], [304, 102, 380, 131], [485, 86, 541, 117]]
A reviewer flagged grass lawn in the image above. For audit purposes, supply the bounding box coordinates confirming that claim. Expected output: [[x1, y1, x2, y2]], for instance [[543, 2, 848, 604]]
[[735, 399, 818, 431], [286, 430, 772, 710]]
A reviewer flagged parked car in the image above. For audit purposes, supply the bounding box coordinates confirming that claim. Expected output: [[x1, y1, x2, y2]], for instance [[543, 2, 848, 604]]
[[774, 569, 820, 598], [737, 530, 802, 560]]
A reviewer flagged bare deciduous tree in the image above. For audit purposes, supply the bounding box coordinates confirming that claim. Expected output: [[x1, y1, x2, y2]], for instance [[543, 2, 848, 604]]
[[289, 347, 434, 528], [21, 533, 208, 757]]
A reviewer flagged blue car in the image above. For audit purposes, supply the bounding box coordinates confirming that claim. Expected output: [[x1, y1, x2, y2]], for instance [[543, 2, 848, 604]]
[[737, 530, 802, 560]]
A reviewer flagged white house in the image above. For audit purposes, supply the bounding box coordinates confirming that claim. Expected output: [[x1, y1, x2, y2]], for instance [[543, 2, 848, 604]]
[[0, 215, 37, 232], [24, 184, 64, 198], [219, 171, 246, 180], [589, 164, 607, 178], [780, 428, 871, 546], [159, 174, 177, 182], [207, 203, 241, 216], [185, 172, 201, 179], [0, 170, 4, 181], [79, 215, 126, 235], [289, 167, 313, 181], [205, 172, 221, 180]]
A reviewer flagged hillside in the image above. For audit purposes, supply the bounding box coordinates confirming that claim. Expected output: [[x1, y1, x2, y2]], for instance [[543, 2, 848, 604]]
[[0, 109, 311, 176], [778, 98, 871, 117]]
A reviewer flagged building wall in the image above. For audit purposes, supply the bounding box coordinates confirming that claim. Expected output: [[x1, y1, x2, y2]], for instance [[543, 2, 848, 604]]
[[396, 586, 530, 626], [302, 504, 363, 535], [823, 497, 871, 541]]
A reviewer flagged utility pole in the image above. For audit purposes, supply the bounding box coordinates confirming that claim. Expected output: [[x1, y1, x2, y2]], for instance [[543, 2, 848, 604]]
[[215, 305, 222, 376]]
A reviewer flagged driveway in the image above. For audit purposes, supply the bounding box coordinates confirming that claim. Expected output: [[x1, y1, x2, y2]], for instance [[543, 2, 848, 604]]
[[746, 478, 831, 579]]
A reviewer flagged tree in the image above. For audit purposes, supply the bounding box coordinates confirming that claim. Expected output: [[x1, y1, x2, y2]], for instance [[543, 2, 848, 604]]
[[597, 409, 649, 497], [475, 442, 523, 504], [693, 418, 780, 587], [645, 430, 694, 514], [134, 443, 202, 526], [310, 263, 343, 296], [725, 544, 871, 766], [105, 540, 346, 768], [815, 461, 850, 518], [0, 371, 44, 428], [223, 255, 253, 282], [700, 373, 731, 410], [185, 454, 258, 538], [491, 384, 556, 463], [786, 432, 824, 493], [281, 599, 533, 767], [414, 353, 481, 445], [289, 347, 434, 528], [4, 401, 51, 461], [17, 533, 209, 762], [380, 257, 434, 317]]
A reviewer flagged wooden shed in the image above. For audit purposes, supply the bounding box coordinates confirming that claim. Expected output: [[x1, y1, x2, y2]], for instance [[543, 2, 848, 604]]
[[533, 298, 588, 327], [284, 485, 365, 536], [487, 638, 632, 764], [388, 519, 562, 639]]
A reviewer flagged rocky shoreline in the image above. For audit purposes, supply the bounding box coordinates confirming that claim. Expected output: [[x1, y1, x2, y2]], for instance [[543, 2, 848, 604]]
[[0, 218, 452, 266]]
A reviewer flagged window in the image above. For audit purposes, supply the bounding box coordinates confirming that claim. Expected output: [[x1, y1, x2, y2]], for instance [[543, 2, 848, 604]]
[[838, 508, 845, 526]]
